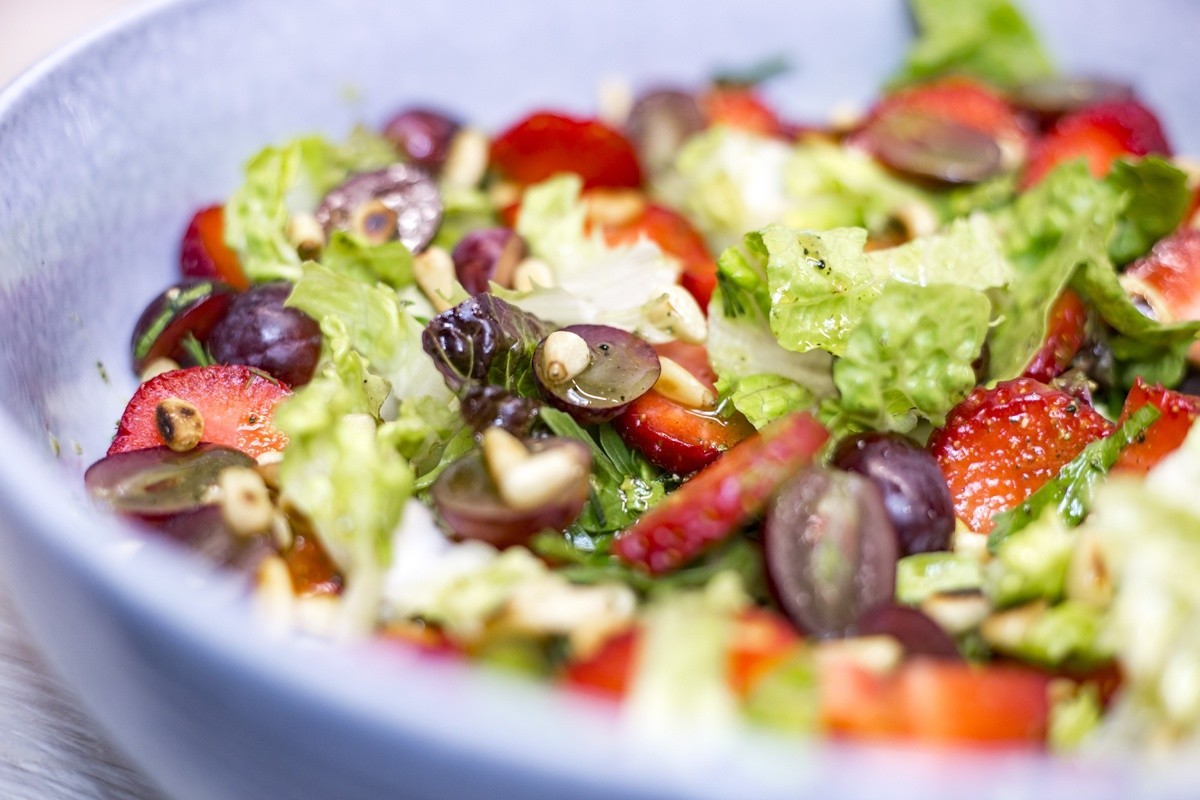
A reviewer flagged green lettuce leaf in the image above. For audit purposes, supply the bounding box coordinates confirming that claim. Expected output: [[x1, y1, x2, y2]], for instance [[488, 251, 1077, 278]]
[[833, 282, 991, 431], [320, 230, 414, 288], [726, 374, 814, 430], [761, 215, 1009, 355], [224, 129, 397, 282], [1104, 156, 1191, 265], [890, 0, 1054, 89], [986, 508, 1073, 608]]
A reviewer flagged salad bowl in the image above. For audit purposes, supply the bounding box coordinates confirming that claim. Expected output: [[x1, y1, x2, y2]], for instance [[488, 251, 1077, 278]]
[[3, 0, 1200, 798]]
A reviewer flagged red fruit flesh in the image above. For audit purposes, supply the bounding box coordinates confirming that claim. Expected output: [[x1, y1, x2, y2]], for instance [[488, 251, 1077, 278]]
[[929, 378, 1113, 533], [1022, 289, 1089, 382], [130, 280, 234, 373], [1122, 228, 1200, 364], [490, 112, 642, 190], [1112, 379, 1200, 475], [699, 86, 784, 137], [180, 205, 248, 290], [108, 365, 291, 458], [1020, 99, 1171, 189], [561, 629, 639, 699], [612, 412, 829, 574]]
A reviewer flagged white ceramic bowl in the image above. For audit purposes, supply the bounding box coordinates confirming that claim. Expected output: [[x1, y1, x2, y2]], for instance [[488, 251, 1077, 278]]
[[2, 1, 1200, 797]]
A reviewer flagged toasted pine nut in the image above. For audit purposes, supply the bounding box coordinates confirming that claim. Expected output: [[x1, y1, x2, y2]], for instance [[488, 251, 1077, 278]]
[[920, 591, 991, 636], [350, 199, 399, 246], [583, 188, 646, 227], [596, 75, 634, 129], [287, 212, 326, 260], [217, 466, 274, 537], [155, 396, 204, 452], [980, 600, 1047, 651], [413, 246, 459, 313], [644, 285, 707, 344], [815, 636, 903, 675], [894, 200, 940, 240], [481, 427, 531, 487], [442, 127, 490, 189], [512, 257, 555, 291], [499, 448, 588, 511], [139, 357, 179, 383], [539, 330, 591, 385], [654, 356, 716, 409]]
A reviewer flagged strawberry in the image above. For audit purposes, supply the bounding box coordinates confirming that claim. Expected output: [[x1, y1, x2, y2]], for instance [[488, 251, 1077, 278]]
[[699, 85, 784, 137], [489, 111, 642, 190], [1022, 288, 1089, 382], [613, 412, 828, 574], [108, 365, 291, 458], [180, 205, 248, 290], [1121, 228, 1200, 364], [599, 203, 720, 311], [1112, 379, 1200, 475], [1020, 99, 1171, 189], [928, 378, 1113, 533], [860, 77, 1031, 159], [561, 628, 639, 699], [613, 343, 752, 475]]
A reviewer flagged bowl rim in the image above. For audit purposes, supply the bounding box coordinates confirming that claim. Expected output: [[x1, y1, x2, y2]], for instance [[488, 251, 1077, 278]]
[[0, 1, 1198, 797]]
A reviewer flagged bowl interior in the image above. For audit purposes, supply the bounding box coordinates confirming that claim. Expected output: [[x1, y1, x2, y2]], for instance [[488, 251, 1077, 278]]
[[2, 1, 1200, 798]]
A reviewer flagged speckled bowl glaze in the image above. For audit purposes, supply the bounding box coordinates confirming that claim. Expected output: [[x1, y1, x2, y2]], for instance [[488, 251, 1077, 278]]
[[2, 1, 1200, 798]]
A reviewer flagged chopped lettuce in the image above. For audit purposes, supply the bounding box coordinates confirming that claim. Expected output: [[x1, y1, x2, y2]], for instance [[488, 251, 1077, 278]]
[[986, 508, 1073, 608], [761, 215, 1008, 356], [895, 552, 984, 605], [1105, 157, 1191, 266], [320, 230, 414, 288], [726, 373, 815, 430], [495, 176, 682, 342], [224, 128, 397, 282], [833, 282, 991, 432], [986, 600, 1110, 667], [890, 0, 1054, 89], [657, 129, 934, 253]]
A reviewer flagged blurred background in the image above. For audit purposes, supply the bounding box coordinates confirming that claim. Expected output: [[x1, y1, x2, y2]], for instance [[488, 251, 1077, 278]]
[[1, 0, 139, 86]]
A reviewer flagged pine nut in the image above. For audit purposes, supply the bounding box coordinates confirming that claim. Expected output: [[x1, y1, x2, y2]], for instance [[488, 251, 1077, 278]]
[[539, 330, 591, 385], [350, 199, 399, 246], [155, 396, 204, 452], [498, 448, 588, 511], [413, 246, 460, 313], [583, 188, 646, 227], [481, 427, 531, 487], [287, 212, 326, 259], [441, 127, 490, 189], [653, 356, 716, 409], [920, 590, 991, 636], [512, 257, 556, 291], [139, 357, 179, 383], [644, 284, 707, 344], [217, 466, 274, 537]]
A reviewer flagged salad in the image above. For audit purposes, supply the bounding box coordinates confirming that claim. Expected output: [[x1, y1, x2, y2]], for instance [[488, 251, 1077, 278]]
[[85, 0, 1200, 752]]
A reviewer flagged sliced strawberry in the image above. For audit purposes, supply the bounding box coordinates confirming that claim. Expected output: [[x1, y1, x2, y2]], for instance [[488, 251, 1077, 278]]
[[1020, 99, 1171, 189], [1112, 379, 1200, 475], [1022, 288, 1089, 382], [929, 378, 1113, 533], [490, 112, 642, 190], [561, 628, 639, 699], [870, 77, 1030, 144], [180, 205, 248, 290], [108, 365, 291, 458], [600, 203, 719, 310], [613, 412, 828, 574], [613, 343, 751, 476], [699, 85, 784, 137], [1122, 228, 1200, 364]]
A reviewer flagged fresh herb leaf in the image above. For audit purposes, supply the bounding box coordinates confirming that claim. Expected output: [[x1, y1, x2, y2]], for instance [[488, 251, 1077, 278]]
[[712, 55, 790, 88], [179, 333, 216, 367], [988, 404, 1160, 551]]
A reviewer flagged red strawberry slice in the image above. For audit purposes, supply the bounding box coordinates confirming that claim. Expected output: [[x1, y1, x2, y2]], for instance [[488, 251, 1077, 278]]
[[613, 343, 752, 475], [1112, 379, 1200, 475], [490, 112, 642, 190], [1122, 228, 1200, 364], [613, 412, 828, 574], [1020, 99, 1171, 189], [180, 205, 248, 290], [108, 365, 291, 458], [1022, 288, 1089, 382], [699, 85, 785, 138], [928, 378, 1113, 533]]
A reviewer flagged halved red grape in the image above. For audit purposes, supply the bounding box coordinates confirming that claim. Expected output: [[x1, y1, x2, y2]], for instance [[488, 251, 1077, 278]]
[[382, 107, 461, 173], [151, 505, 274, 572], [432, 438, 590, 548], [860, 110, 1003, 184], [316, 164, 443, 253], [1010, 77, 1134, 125], [452, 228, 526, 294], [85, 444, 254, 518], [624, 89, 705, 174], [207, 282, 321, 387], [855, 604, 960, 660], [130, 280, 235, 373], [765, 466, 897, 638], [831, 432, 954, 556], [533, 325, 660, 425]]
